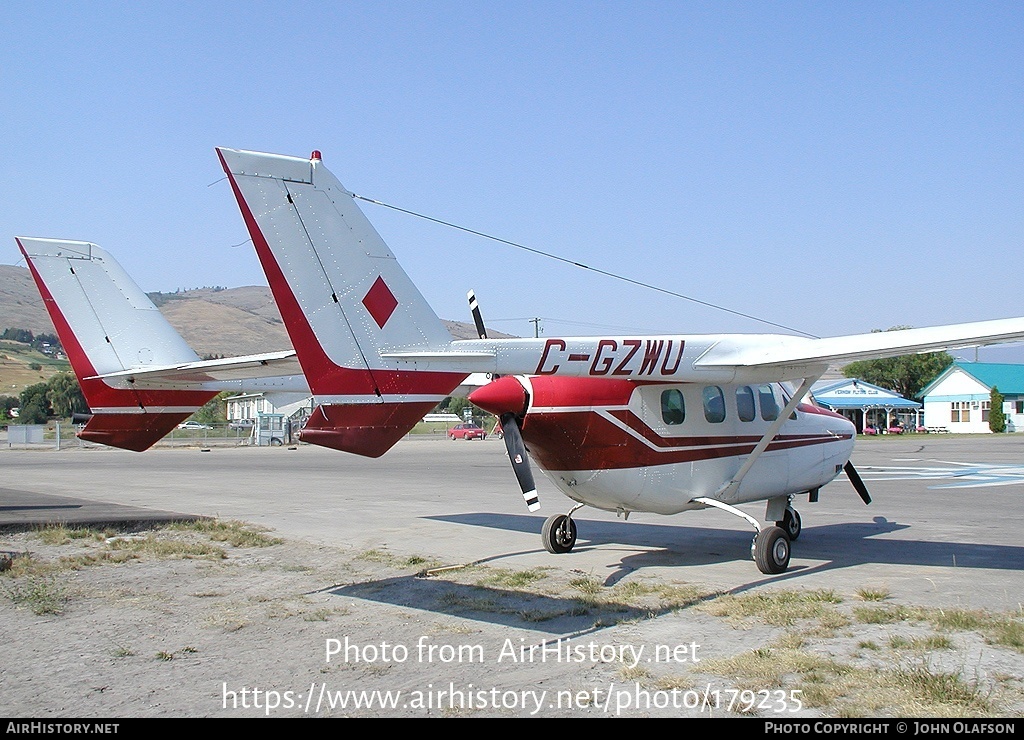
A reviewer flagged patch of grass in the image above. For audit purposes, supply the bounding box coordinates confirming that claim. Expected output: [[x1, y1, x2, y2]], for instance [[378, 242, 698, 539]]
[[701, 646, 850, 693], [1, 573, 68, 615], [612, 580, 712, 611], [356, 549, 439, 570], [302, 608, 334, 622], [856, 586, 891, 602], [698, 643, 1000, 716], [477, 568, 549, 589], [852, 604, 921, 624], [111, 644, 134, 658], [987, 618, 1024, 652], [62, 551, 140, 569], [33, 525, 113, 545], [699, 588, 843, 627], [885, 663, 994, 714], [167, 519, 283, 548], [569, 575, 602, 599], [854, 605, 1024, 653], [890, 634, 955, 652], [438, 590, 500, 613], [155, 651, 174, 661], [107, 535, 225, 560]]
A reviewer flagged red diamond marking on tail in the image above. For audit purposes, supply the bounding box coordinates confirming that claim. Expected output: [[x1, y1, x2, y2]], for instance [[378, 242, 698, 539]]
[[362, 276, 399, 329]]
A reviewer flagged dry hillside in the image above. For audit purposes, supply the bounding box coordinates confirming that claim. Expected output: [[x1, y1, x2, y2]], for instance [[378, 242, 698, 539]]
[[0, 264, 507, 392]]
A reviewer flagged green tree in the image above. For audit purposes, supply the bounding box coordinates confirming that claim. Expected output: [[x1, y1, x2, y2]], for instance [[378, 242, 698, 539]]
[[46, 372, 88, 418], [989, 386, 1006, 433], [18, 382, 52, 424], [841, 326, 953, 399], [446, 396, 474, 421], [192, 391, 230, 425]]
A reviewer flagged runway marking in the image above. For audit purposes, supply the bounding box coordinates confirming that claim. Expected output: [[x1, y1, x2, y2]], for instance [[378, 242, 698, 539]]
[[858, 460, 1024, 489]]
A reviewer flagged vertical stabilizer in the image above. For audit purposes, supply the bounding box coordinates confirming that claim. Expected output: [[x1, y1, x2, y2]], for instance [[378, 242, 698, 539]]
[[216, 148, 466, 456], [16, 237, 216, 450]]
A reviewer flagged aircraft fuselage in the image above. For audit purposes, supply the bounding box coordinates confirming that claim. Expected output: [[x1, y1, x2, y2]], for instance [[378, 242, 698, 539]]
[[515, 376, 855, 515]]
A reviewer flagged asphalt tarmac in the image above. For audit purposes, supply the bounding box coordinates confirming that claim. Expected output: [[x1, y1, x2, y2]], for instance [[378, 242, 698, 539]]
[[2, 433, 1023, 612]]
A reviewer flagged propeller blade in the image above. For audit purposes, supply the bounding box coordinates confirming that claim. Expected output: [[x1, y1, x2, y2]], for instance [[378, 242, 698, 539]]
[[844, 461, 872, 505], [467, 290, 488, 339], [500, 412, 540, 511]]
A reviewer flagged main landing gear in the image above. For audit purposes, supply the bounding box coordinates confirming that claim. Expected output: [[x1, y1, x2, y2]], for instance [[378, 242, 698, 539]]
[[541, 504, 584, 554], [692, 496, 801, 575], [777, 506, 802, 541], [751, 526, 791, 575]]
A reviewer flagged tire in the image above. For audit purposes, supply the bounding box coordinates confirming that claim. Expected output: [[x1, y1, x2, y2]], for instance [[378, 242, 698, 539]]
[[541, 514, 577, 554], [753, 526, 791, 575]]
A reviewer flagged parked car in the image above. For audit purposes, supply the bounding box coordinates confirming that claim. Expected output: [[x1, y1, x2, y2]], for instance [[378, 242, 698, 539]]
[[229, 419, 255, 430], [449, 423, 487, 440], [177, 421, 211, 430]]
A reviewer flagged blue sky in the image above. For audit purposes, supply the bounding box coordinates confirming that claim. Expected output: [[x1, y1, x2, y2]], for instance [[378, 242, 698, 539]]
[[3, 2, 1022, 358]]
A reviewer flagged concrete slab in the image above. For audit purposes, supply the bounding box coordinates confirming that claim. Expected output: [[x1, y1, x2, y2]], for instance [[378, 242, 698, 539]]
[[1, 434, 1023, 612]]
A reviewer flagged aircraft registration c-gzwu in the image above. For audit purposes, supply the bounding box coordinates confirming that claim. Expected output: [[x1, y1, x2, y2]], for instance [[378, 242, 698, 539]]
[[17, 148, 1024, 575]]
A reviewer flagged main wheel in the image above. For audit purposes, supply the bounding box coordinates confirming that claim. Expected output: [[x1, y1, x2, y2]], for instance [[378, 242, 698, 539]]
[[777, 507, 802, 541], [541, 514, 577, 554], [753, 526, 791, 574]]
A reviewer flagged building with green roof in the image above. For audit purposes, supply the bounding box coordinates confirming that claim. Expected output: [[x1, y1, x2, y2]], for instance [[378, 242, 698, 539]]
[[918, 361, 1024, 433]]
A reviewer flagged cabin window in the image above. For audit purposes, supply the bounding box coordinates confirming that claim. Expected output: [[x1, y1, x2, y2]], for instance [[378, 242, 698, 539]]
[[736, 386, 756, 422], [660, 389, 685, 425], [951, 401, 970, 423], [703, 386, 726, 423], [758, 385, 779, 421]]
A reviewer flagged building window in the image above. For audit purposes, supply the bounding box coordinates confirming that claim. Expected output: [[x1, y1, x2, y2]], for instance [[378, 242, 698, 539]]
[[660, 389, 685, 425], [1016, 401, 1024, 415], [982, 401, 991, 423], [951, 401, 970, 423]]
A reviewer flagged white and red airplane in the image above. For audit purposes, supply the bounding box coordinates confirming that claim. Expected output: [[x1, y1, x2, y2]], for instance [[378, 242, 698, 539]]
[[18, 147, 1024, 574]]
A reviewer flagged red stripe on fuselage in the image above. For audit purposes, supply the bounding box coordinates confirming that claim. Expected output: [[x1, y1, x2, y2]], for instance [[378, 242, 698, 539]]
[[522, 408, 852, 471]]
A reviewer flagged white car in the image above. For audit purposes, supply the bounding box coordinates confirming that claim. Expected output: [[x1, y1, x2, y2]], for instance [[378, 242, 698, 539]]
[[177, 421, 212, 430]]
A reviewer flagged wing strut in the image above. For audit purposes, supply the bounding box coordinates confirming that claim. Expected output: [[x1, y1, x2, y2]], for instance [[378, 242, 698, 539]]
[[709, 373, 823, 502]]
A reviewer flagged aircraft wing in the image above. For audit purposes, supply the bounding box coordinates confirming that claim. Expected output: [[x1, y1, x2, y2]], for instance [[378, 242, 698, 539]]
[[695, 317, 1024, 371], [381, 316, 1024, 384]]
